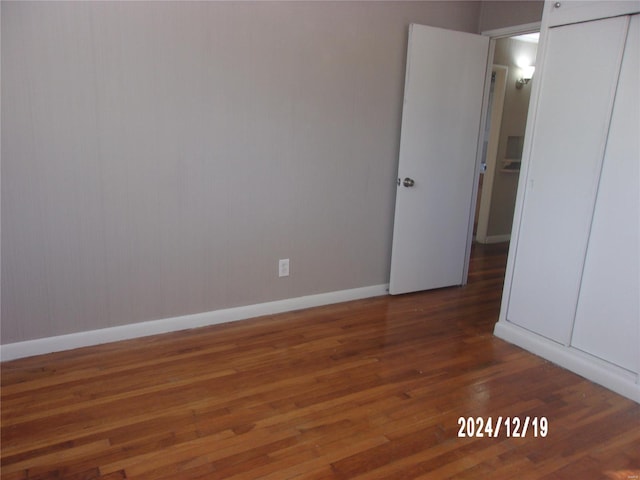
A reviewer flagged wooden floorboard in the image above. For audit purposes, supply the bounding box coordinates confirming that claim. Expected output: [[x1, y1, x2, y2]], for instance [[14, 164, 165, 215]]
[[2, 242, 639, 479]]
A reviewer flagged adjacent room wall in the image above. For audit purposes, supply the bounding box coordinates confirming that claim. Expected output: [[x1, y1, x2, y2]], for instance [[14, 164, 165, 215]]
[[1, 1, 482, 344], [486, 37, 538, 237]]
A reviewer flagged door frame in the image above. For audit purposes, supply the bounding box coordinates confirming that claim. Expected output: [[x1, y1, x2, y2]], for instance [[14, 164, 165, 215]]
[[460, 21, 541, 283]]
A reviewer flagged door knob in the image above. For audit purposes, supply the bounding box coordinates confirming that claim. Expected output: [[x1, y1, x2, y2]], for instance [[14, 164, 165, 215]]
[[402, 177, 415, 187]]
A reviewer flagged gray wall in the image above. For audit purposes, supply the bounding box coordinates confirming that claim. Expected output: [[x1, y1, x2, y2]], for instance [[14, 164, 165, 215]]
[[2, 1, 484, 344], [478, 1, 544, 32], [487, 37, 538, 237]]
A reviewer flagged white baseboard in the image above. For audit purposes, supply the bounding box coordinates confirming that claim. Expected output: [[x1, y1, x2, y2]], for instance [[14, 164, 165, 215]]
[[1, 284, 389, 362], [477, 233, 511, 244], [494, 321, 640, 404]]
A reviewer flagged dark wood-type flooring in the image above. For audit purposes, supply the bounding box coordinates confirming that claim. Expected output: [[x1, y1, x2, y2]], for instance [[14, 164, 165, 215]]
[[2, 243, 639, 479]]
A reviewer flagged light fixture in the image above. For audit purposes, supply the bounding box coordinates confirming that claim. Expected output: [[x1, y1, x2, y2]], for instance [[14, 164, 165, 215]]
[[516, 65, 535, 89]]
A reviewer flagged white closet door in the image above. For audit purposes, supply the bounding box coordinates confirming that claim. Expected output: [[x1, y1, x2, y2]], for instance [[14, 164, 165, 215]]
[[571, 15, 639, 373], [506, 16, 629, 343]]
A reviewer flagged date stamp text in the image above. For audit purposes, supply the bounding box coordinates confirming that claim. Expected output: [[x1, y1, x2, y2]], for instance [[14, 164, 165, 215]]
[[457, 416, 548, 438]]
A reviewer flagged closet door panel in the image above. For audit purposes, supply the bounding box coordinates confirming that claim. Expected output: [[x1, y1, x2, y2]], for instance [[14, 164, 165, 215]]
[[571, 15, 639, 373], [506, 16, 628, 343]]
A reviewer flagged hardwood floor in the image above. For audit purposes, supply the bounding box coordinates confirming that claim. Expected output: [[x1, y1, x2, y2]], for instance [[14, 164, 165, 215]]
[[2, 242, 639, 479]]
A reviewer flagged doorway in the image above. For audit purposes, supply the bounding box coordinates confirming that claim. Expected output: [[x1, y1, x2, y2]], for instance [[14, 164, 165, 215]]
[[474, 32, 540, 245]]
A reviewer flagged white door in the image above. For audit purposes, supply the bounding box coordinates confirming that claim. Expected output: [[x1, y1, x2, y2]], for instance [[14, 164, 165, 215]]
[[389, 24, 489, 295]]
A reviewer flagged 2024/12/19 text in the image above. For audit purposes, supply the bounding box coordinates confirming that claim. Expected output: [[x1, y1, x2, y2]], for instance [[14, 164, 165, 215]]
[[457, 416, 548, 438]]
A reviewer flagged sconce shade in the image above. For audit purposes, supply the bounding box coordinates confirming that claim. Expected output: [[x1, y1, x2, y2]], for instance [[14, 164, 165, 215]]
[[516, 65, 535, 89], [522, 65, 535, 80]]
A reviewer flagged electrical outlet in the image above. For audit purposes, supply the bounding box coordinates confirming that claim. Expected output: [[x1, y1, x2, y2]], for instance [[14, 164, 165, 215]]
[[279, 258, 290, 277]]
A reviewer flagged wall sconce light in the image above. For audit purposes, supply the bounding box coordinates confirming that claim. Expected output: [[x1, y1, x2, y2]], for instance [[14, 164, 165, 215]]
[[516, 66, 535, 89]]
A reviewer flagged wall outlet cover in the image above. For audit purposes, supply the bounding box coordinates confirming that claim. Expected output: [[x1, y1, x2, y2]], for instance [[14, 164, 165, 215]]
[[279, 259, 290, 277]]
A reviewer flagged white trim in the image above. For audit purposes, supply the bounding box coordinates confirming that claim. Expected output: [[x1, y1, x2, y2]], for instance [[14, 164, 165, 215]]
[[0, 284, 389, 362], [494, 321, 640, 404], [482, 22, 541, 39], [477, 233, 511, 245]]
